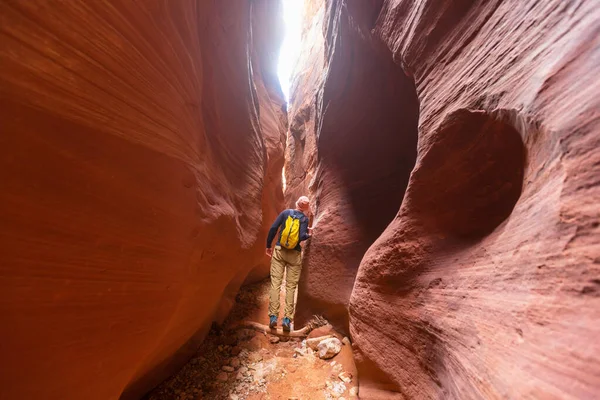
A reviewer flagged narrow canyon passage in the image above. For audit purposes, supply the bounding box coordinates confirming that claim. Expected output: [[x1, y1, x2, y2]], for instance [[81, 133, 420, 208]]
[[1, 1, 599, 400]]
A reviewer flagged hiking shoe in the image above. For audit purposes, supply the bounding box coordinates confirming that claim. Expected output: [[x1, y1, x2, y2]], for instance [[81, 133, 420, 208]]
[[269, 315, 277, 329], [282, 317, 291, 332]]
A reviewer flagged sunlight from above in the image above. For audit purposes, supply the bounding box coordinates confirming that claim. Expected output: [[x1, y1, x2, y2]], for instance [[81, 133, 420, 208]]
[[277, 0, 305, 103]]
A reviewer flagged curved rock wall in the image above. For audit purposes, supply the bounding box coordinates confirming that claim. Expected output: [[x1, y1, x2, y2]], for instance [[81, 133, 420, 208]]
[[287, 0, 600, 398], [0, 1, 284, 399], [287, 0, 419, 332]]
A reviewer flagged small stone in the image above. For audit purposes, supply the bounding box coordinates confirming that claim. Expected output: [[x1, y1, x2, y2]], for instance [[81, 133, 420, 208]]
[[342, 337, 351, 346], [248, 353, 263, 363], [317, 337, 343, 359], [293, 347, 305, 356], [222, 365, 235, 372], [216, 372, 229, 382], [230, 357, 241, 368], [269, 335, 280, 344], [231, 346, 242, 356], [238, 366, 248, 374], [229, 394, 239, 400], [243, 336, 262, 351], [339, 371, 352, 383], [307, 335, 335, 351]]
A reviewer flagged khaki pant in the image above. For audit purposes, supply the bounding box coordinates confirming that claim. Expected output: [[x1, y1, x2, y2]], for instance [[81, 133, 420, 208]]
[[269, 245, 302, 319]]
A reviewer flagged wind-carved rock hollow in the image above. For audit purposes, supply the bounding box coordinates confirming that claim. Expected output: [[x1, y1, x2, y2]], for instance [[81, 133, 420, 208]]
[[289, 0, 599, 399], [1, 0, 599, 399]]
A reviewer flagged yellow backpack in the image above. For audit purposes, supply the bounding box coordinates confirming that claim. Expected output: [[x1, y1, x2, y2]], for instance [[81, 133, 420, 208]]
[[280, 212, 302, 249]]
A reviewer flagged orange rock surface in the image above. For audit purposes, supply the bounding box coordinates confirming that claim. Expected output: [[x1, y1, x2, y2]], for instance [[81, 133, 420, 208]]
[[0, 1, 284, 399]]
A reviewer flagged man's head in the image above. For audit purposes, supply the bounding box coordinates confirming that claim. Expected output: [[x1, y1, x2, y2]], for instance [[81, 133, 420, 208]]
[[295, 196, 310, 214]]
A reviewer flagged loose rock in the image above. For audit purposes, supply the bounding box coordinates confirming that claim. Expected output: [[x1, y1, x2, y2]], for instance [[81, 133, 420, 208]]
[[317, 337, 343, 359], [339, 371, 352, 383], [222, 365, 235, 372], [307, 335, 334, 351], [230, 358, 241, 368], [269, 335, 280, 344], [248, 353, 263, 363], [216, 372, 229, 382]]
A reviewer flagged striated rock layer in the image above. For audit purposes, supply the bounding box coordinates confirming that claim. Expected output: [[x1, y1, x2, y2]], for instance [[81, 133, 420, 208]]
[[0, 1, 285, 399], [287, 0, 600, 398], [288, 0, 419, 332]]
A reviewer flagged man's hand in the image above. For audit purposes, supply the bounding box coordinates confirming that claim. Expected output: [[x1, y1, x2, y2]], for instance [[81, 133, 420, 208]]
[[265, 248, 273, 258], [308, 226, 314, 235]]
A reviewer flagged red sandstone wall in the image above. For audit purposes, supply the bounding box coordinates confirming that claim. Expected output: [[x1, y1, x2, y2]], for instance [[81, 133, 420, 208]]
[[288, 0, 600, 398], [0, 1, 284, 399], [289, 0, 420, 331]]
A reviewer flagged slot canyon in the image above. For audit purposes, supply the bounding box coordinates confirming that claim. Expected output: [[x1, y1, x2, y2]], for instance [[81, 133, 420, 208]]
[[0, 0, 598, 399]]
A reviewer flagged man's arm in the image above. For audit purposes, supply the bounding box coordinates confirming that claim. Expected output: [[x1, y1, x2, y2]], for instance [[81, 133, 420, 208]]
[[266, 211, 286, 248], [299, 216, 311, 242]]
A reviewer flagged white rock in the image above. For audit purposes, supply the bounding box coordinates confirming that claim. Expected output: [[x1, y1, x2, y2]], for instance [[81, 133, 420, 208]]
[[339, 371, 352, 383], [307, 335, 335, 351], [317, 337, 343, 359]]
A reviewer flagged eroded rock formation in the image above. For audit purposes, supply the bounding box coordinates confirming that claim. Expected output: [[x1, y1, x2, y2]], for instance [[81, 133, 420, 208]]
[[287, 0, 600, 398], [0, 1, 285, 399], [288, 0, 419, 332]]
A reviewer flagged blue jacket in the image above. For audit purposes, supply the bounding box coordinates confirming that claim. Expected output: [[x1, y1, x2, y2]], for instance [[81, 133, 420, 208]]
[[266, 209, 310, 251]]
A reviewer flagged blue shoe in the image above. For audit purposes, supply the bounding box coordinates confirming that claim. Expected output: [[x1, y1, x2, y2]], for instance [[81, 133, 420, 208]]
[[282, 317, 291, 332], [269, 315, 277, 329]]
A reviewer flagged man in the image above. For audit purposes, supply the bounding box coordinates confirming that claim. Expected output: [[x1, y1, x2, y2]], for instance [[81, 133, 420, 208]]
[[266, 195, 313, 331]]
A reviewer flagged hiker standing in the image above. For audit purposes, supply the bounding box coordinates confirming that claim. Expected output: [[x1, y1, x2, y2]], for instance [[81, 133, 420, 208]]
[[266, 196, 313, 331]]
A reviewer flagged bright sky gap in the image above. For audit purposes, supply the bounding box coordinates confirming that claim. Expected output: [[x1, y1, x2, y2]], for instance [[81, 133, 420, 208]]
[[277, 0, 305, 102]]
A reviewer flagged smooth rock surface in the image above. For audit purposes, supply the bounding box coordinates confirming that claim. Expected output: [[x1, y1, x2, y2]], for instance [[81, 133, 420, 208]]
[[0, 1, 285, 399]]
